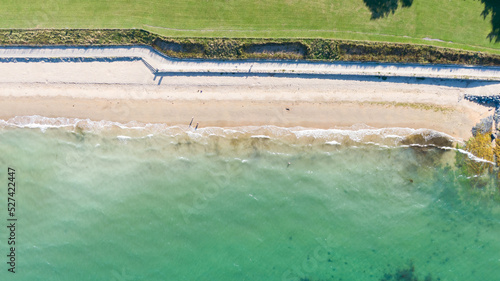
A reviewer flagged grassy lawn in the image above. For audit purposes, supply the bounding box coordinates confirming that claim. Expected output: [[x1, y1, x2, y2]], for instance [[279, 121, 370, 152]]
[[0, 0, 499, 53]]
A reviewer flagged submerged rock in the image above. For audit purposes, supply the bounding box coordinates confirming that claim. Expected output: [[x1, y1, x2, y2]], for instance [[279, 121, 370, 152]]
[[401, 132, 453, 147], [379, 262, 436, 281], [472, 116, 494, 136]]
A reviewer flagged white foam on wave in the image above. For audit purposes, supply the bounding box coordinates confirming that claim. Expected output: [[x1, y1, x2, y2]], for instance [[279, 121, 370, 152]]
[[0, 116, 78, 132], [291, 127, 413, 141], [0, 115, 460, 149], [0, 115, 149, 132], [456, 148, 496, 165], [325, 141, 341, 146], [385, 134, 406, 140], [250, 135, 271, 139]]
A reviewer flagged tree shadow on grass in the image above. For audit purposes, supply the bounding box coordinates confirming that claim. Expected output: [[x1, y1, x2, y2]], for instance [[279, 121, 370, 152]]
[[363, 0, 500, 43], [363, 0, 414, 19], [479, 0, 500, 42]]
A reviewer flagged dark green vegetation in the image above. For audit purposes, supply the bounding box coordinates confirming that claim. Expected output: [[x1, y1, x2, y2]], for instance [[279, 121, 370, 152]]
[[1, 29, 500, 65], [0, 0, 499, 54]]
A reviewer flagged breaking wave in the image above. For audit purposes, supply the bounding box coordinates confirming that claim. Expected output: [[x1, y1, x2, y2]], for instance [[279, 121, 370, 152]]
[[0, 115, 458, 149]]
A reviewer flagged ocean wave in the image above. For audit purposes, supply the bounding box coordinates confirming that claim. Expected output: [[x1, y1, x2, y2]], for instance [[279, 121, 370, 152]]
[[0, 115, 458, 148], [116, 135, 132, 140]]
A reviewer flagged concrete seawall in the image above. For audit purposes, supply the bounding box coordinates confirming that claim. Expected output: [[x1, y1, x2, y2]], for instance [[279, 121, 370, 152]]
[[1, 45, 500, 81]]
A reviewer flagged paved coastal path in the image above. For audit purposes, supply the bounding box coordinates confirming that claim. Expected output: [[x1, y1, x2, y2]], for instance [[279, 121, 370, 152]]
[[0, 46, 499, 81]]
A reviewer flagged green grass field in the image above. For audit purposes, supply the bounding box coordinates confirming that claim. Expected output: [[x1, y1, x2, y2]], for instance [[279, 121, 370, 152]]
[[0, 0, 499, 54]]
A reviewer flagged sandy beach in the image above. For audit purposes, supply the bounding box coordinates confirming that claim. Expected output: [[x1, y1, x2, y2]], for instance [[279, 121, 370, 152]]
[[0, 49, 498, 141]]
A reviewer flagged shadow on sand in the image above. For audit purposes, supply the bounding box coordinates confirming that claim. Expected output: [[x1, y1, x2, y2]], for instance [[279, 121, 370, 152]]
[[152, 71, 500, 89]]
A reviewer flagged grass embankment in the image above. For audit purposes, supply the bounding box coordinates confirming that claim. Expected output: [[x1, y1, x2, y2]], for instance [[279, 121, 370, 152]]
[[0, 0, 499, 55], [0, 29, 154, 45], [2, 29, 500, 66]]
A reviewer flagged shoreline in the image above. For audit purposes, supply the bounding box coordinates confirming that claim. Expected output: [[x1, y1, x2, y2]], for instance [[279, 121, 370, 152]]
[[0, 56, 497, 141], [0, 81, 490, 141], [0, 95, 475, 131]]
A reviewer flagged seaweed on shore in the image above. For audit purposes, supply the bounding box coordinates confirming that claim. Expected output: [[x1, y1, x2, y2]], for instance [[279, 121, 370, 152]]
[[455, 132, 496, 192], [452, 129, 500, 204]]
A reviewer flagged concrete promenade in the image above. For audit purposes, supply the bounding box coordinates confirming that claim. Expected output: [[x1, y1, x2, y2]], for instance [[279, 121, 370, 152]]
[[0, 45, 499, 81]]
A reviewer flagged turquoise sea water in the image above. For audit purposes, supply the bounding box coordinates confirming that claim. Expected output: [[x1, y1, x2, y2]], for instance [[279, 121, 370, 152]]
[[0, 117, 499, 281]]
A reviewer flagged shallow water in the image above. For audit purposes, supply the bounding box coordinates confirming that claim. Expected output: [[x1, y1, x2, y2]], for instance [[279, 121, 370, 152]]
[[0, 118, 499, 281]]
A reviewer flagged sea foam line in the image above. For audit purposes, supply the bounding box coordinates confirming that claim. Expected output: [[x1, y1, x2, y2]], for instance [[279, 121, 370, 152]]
[[0, 115, 459, 148], [4, 115, 495, 164]]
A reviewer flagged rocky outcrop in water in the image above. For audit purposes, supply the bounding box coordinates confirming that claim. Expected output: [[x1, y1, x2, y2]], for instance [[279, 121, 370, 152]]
[[465, 94, 500, 168], [472, 116, 494, 136]]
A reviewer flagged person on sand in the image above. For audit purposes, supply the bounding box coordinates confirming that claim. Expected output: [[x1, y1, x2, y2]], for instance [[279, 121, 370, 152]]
[[195, 122, 199, 130], [189, 117, 194, 127]]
